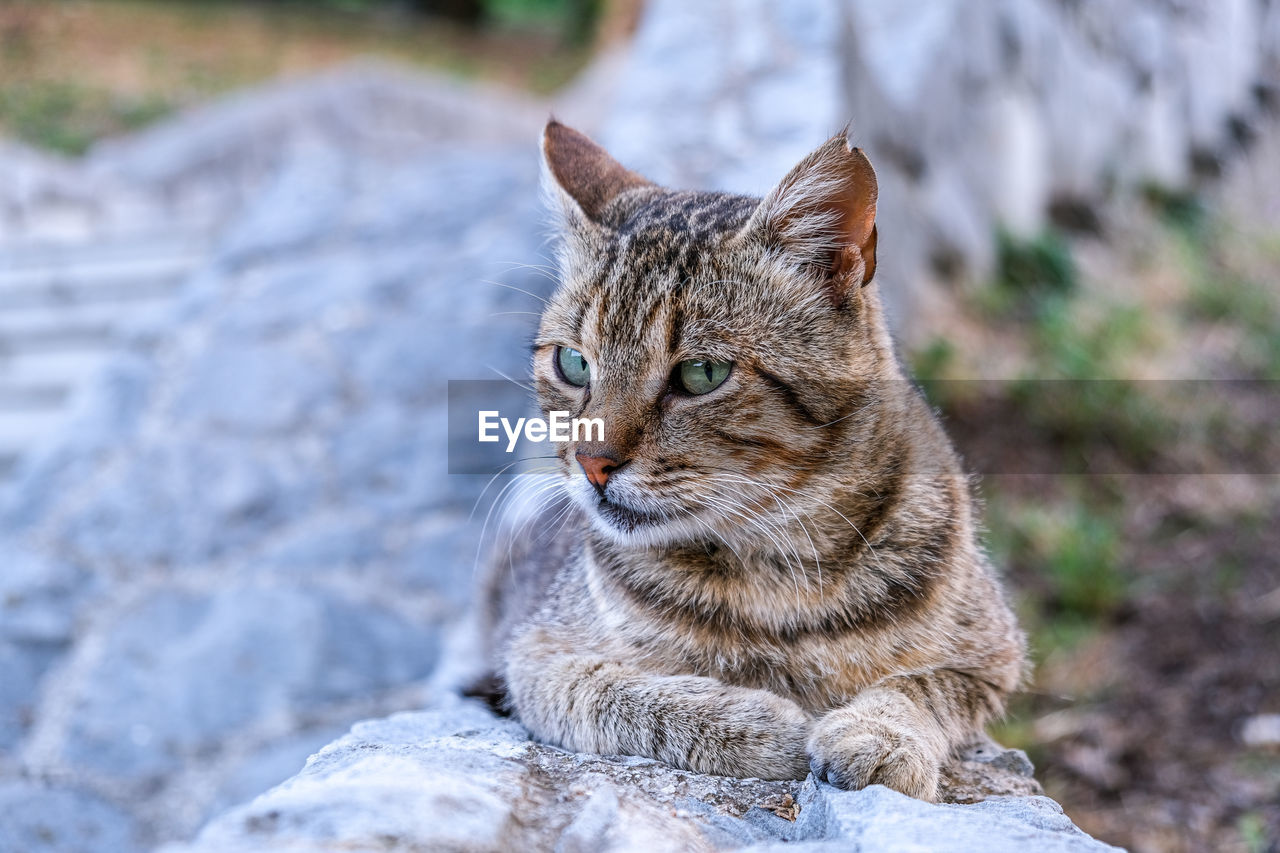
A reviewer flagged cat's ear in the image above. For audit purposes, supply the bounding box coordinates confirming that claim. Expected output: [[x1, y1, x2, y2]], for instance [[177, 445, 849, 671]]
[[541, 120, 654, 226], [743, 131, 878, 298]]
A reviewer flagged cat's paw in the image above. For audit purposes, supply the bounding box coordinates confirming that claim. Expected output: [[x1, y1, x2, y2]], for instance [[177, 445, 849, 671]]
[[704, 689, 813, 781], [807, 702, 942, 801]]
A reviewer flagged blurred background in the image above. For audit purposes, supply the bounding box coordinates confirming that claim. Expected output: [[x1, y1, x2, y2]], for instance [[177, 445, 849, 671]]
[[0, 2, 1277, 852]]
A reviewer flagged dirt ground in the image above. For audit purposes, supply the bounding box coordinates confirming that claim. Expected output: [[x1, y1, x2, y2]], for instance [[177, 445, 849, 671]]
[[929, 136, 1280, 850]]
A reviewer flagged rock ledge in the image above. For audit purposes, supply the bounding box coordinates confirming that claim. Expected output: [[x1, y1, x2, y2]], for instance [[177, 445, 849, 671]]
[[169, 699, 1119, 853]]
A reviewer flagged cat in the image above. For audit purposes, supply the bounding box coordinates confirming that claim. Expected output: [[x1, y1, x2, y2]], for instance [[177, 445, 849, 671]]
[[475, 120, 1027, 800]]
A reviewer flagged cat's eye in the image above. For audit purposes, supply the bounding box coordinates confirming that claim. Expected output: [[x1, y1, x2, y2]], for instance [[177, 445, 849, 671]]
[[556, 346, 590, 387], [676, 359, 732, 395]]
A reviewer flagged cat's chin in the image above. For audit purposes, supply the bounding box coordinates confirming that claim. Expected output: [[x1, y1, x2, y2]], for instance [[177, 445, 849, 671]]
[[577, 493, 706, 549]]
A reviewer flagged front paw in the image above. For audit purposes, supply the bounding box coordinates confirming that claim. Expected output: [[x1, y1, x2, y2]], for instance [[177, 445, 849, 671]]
[[703, 689, 813, 781], [807, 706, 941, 801]]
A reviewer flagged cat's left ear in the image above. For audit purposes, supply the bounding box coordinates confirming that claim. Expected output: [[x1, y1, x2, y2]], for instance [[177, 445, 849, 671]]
[[541, 120, 654, 227], [743, 131, 878, 299]]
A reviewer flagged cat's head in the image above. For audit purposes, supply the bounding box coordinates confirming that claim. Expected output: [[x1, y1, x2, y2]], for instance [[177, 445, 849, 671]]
[[534, 121, 900, 548]]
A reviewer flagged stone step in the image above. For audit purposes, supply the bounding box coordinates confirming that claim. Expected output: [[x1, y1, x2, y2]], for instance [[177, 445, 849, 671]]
[[0, 231, 209, 269], [0, 407, 67, 464], [0, 250, 204, 289], [0, 275, 183, 311], [0, 232, 206, 481], [0, 323, 116, 353], [0, 301, 152, 333], [0, 346, 118, 392], [0, 300, 161, 353], [0, 382, 68, 410]]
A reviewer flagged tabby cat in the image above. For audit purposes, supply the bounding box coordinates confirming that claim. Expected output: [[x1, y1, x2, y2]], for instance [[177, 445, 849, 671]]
[[476, 121, 1026, 800]]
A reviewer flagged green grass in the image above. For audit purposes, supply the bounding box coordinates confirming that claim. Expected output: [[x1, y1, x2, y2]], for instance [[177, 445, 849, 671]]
[[993, 229, 1175, 466], [0, 81, 174, 156], [1020, 299, 1173, 466], [1152, 195, 1280, 379], [989, 498, 1128, 621], [0, 0, 599, 156], [1183, 260, 1280, 380], [996, 229, 1078, 299], [1142, 182, 1208, 235], [1236, 811, 1271, 853]]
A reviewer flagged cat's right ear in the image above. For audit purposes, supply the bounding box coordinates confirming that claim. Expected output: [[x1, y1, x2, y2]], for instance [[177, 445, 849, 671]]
[[541, 120, 654, 227], [742, 131, 879, 301]]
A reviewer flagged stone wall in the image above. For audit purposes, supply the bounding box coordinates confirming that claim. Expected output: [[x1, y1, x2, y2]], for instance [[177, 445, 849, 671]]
[[601, 0, 1280, 334]]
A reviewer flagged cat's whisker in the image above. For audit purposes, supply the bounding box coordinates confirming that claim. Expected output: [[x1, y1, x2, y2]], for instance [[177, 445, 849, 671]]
[[802, 399, 877, 430], [478, 278, 552, 308], [484, 365, 538, 396], [468, 456, 560, 523], [699, 492, 804, 609], [495, 259, 560, 282], [503, 478, 571, 571], [721, 484, 808, 604], [542, 495, 578, 543], [496, 475, 569, 577], [687, 511, 742, 565], [713, 472, 888, 577], [749, 482, 826, 608], [473, 467, 561, 581]]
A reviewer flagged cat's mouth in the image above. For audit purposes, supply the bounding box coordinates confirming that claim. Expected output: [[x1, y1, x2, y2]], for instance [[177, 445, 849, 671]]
[[595, 497, 670, 532]]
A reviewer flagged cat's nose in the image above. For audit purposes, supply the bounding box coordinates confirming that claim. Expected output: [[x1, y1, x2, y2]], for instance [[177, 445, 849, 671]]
[[576, 452, 627, 494]]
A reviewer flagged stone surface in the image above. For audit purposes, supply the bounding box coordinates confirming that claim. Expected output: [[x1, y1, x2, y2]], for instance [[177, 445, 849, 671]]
[[0, 781, 146, 853], [0, 62, 551, 846], [169, 701, 1117, 853]]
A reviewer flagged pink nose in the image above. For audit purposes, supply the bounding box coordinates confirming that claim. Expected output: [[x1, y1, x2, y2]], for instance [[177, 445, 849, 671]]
[[576, 453, 625, 492]]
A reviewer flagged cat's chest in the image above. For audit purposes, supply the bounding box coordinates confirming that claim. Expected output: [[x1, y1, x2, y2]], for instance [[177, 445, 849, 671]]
[[614, 603, 885, 709], [584, 547, 899, 707]]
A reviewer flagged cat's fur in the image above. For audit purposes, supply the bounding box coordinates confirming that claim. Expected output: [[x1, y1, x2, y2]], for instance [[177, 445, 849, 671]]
[[476, 121, 1026, 800]]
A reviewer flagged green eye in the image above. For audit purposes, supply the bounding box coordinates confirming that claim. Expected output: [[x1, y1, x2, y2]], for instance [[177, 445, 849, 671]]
[[556, 346, 590, 386], [677, 359, 732, 395]]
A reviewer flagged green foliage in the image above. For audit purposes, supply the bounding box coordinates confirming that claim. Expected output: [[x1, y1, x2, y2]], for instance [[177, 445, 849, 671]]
[[910, 338, 955, 379], [907, 337, 962, 411], [988, 497, 1128, 622], [1038, 507, 1126, 618], [1013, 292, 1172, 466], [1142, 182, 1207, 235], [0, 1, 599, 155], [1182, 252, 1280, 381], [1029, 293, 1142, 378], [1236, 811, 1271, 853], [153, 0, 602, 42], [0, 82, 173, 156], [996, 229, 1078, 300]]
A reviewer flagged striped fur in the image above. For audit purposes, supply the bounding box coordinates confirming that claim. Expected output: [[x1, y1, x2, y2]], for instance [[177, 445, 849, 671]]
[[478, 123, 1026, 800]]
